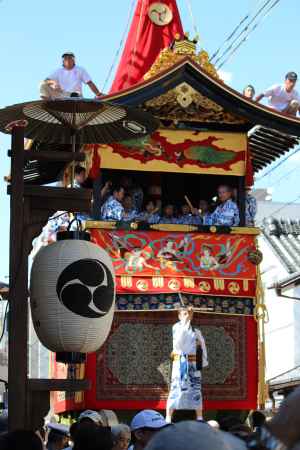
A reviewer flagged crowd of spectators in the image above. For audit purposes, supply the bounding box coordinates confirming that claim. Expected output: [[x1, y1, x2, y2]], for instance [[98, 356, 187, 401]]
[[1, 386, 300, 450]]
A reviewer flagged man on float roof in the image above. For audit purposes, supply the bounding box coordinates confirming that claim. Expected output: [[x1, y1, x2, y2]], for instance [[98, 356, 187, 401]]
[[255, 72, 300, 116], [40, 52, 102, 99]]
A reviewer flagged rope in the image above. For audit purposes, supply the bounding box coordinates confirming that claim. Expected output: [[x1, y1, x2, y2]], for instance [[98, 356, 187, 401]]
[[126, 0, 146, 89], [101, 0, 137, 92], [216, 0, 280, 69], [184, 0, 199, 39]]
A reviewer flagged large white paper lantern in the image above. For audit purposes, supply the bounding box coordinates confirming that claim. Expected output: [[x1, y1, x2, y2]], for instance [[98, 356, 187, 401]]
[[30, 238, 115, 353]]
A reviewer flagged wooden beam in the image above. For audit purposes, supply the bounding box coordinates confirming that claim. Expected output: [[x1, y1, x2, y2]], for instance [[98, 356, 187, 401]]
[[28, 378, 91, 392], [7, 185, 93, 214], [21, 150, 85, 163], [8, 126, 28, 430]]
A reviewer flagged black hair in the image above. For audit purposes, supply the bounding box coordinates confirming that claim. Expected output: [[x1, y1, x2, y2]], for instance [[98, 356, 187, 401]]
[[251, 410, 266, 428], [0, 430, 43, 450], [171, 409, 197, 423], [74, 426, 113, 450], [218, 184, 233, 193], [113, 185, 124, 194], [74, 165, 86, 176], [70, 421, 79, 440], [144, 197, 156, 205], [243, 84, 255, 94], [47, 429, 66, 445]]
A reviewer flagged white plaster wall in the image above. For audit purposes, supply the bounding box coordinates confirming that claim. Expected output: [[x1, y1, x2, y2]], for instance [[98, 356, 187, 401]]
[[259, 237, 295, 380]]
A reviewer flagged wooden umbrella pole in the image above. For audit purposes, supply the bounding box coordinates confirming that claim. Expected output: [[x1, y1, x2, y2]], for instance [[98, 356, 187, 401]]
[[71, 133, 76, 187]]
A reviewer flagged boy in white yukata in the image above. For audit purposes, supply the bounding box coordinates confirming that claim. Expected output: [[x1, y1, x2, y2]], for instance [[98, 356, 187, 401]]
[[166, 307, 208, 423]]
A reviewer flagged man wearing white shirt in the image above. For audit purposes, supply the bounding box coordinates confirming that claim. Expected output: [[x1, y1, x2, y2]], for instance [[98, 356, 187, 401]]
[[256, 72, 300, 116], [40, 52, 102, 99]]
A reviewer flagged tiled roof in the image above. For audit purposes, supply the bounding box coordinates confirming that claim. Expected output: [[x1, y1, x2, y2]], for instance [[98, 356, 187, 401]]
[[262, 218, 300, 273], [269, 365, 300, 388]]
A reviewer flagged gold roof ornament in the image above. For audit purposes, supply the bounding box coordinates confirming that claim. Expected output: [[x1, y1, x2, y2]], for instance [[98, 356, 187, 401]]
[[144, 32, 220, 81]]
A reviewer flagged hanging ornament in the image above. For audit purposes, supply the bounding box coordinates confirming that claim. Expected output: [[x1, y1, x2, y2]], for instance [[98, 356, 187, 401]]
[[30, 232, 115, 354]]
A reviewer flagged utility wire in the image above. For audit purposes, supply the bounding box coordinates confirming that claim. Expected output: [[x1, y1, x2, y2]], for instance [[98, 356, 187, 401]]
[[184, 0, 200, 39], [210, 0, 263, 62], [217, 0, 280, 69], [212, 0, 274, 65], [260, 159, 300, 190], [255, 146, 300, 182]]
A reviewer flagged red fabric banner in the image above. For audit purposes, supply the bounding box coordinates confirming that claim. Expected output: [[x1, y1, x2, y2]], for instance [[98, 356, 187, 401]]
[[110, 0, 184, 93], [116, 276, 256, 297], [91, 230, 257, 282]]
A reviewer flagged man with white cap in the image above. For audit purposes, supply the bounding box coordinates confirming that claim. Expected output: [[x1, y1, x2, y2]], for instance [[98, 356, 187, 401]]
[[130, 410, 168, 450], [46, 423, 69, 450], [78, 409, 104, 427], [40, 52, 102, 99], [144, 421, 246, 450]]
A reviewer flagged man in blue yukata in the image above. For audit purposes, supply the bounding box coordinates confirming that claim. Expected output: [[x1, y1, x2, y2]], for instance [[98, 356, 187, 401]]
[[178, 204, 202, 226], [160, 204, 178, 224], [122, 194, 138, 222], [245, 188, 257, 227], [137, 199, 160, 224], [210, 185, 240, 226], [101, 186, 125, 221]]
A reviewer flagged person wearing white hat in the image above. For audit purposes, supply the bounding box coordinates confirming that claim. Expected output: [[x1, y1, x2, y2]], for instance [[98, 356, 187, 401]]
[[78, 409, 104, 426], [130, 410, 168, 450], [40, 52, 102, 99], [46, 423, 69, 450], [144, 421, 246, 450]]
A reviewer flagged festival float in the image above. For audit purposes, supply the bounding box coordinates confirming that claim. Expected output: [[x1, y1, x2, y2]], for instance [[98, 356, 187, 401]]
[[47, 0, 300, 420]]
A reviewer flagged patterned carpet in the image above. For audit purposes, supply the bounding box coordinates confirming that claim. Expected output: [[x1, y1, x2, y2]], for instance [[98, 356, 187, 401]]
[[95, 311, 255, 405]]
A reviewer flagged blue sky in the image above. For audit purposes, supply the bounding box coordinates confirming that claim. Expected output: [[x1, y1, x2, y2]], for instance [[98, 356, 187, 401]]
[[1, 0, 300, 281]]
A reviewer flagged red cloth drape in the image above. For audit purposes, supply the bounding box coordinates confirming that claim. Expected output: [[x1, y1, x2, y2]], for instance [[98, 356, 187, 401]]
[[110, 0, 184, 93], [246, 144, 254, 187]]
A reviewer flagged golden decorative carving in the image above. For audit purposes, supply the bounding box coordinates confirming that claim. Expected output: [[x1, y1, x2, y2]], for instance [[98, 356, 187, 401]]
[[144, 82, 246, 124], [143, 34, 247, 124], [144, 35, 219, 81], [228, 281, 240, 294]]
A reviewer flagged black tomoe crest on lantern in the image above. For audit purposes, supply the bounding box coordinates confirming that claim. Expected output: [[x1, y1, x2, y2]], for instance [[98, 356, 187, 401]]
[[56, 259, 114, 318], [30, 239, 116, 354]]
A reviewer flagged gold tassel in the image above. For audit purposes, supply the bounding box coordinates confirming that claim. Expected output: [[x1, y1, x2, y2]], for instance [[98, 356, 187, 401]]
[[255, 264, 268, 408]]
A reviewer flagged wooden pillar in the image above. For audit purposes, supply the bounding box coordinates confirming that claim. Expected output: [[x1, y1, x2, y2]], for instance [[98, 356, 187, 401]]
[[237, 176, 246, 227], [92, 173, 102, 220], [8, 125, 29, 430]]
